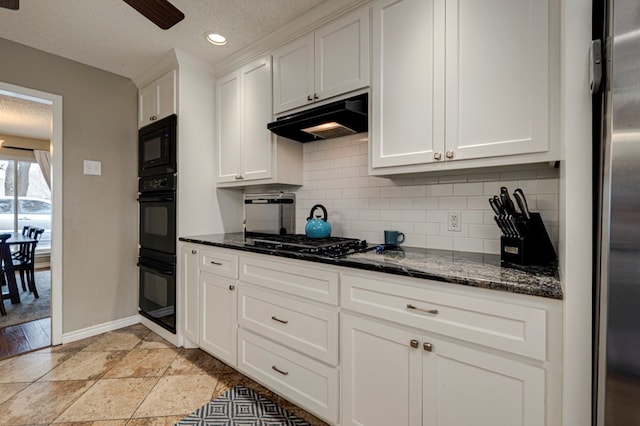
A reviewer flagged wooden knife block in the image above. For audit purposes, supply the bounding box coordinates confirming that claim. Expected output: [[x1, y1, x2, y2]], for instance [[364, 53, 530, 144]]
[[500, 212, 556, 266]]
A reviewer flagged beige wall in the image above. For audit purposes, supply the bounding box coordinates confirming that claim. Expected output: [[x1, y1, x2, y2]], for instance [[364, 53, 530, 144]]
[[0, 38, 138, 333]]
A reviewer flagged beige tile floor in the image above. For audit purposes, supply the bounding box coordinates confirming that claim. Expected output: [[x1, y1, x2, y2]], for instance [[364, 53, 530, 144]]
[[0, 324, 328, 425]]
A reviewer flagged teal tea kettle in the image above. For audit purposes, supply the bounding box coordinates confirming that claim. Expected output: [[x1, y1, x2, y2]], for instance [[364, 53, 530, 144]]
[[305, 204, 332, 238]]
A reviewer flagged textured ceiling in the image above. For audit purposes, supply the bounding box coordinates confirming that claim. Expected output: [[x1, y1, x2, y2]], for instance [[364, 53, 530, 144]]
[[0, 0, 332, 138], [0, 94, 52, 140], [0, 0, 329, 79]]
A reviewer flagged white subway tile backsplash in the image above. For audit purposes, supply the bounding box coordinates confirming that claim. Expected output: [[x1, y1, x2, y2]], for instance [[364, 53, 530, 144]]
[[401, 185, 426, 197], [427, 235, 453, 250], [426, 184, 453, 197], [380, 186, 403, 198], [379, 210, 403, 221], [412, 197, 439, 210], [414, 222, 440, 235], [453, 182, 484, 196], [469, 224, 501, 239], [453, 238, 485, 253], [266, 133, 559, 255], [401, 210, 427, 222], [462, 210, 484, 225], [467, 196, 491, 210], [426, 210, 447, 223], [438, 197, 467, 210]]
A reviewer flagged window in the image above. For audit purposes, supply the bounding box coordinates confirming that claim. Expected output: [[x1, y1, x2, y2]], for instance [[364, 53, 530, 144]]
[[0, 160, 51, 250]]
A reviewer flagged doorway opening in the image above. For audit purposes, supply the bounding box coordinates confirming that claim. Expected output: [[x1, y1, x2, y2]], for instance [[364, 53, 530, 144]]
[[0, 82, 62, 359]]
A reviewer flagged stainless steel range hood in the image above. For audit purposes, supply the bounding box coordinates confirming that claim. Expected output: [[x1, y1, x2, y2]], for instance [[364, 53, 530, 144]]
[[267, 93, 368, 142]]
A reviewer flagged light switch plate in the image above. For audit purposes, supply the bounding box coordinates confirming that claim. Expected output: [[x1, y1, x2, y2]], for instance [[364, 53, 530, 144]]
[[84, 160, 102, 176]]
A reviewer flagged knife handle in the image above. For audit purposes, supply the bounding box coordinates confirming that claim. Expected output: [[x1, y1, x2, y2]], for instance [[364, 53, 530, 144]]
[[514, 188, 531, 220]]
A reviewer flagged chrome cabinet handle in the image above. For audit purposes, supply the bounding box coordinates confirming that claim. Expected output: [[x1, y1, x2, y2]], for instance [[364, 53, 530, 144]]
[[210, 261, 223, 266], [271, 316, 288, 324], [229, 285, 235, 291], [313, 93, 319, 100], [191, 249, 197, 255], [272, 365, 289, 376], [406, 304, 439, 315], [445, 150, 454, 159], [150, 115, 157, 121], [235, 174, 244, 180], [410, 339, 419, 349], [307, 95, 313, 101], [423, 342, 433, 352], [434, 152, 442, 161]]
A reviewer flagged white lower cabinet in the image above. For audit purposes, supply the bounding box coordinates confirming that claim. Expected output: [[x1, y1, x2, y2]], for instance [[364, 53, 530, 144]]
[[238, 328, 339, 424], [181, 245, 560, 426], [200, 272, 238, 366], [180, 244, 200, 345], [341, 313, 545, 426]]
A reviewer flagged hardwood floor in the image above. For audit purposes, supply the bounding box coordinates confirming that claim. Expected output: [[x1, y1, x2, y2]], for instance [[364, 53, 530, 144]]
[[0, 317, 50, 360]]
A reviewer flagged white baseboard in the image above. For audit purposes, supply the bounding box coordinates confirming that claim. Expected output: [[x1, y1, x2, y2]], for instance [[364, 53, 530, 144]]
[[61, 315, 140, 344]]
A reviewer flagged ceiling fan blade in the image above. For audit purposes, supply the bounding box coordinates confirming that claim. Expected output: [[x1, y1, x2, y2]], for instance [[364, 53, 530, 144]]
[[122, 0, 184, 30], [0, 0, 19, 10]]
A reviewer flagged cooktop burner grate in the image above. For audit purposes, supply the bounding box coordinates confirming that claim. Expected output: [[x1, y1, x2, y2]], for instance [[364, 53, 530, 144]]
[[245, 234, 370, 258]]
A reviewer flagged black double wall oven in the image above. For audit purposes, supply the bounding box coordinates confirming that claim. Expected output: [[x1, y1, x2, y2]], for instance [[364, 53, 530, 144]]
[[138, 114, 177, 333]]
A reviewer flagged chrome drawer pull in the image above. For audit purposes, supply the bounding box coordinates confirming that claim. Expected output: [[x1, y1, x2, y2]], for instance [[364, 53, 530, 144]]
[[210, 261, 223, 266], [272, 365, 289, 376], [271, 316, 288, 324], [406, 304, 439, 315], [423, 342, 433, 352]]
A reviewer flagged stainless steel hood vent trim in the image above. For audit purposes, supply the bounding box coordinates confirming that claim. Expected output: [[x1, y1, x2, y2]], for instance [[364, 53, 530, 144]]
[[266, 93, 368, 143]]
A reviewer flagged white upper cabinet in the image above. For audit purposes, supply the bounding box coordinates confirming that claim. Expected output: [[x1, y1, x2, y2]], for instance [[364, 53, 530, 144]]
[[216, 56, 303, 187], [371, 0, 555, 174], [371, 0, 445, 168], [138, 70, 176, 128], [272, 6, 370, 114]]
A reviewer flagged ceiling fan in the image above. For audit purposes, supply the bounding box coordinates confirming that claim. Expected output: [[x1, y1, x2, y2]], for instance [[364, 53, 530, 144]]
[[122, 0, 185, 30], [0, 0, 18, 11], [0, 0, 185, 30]]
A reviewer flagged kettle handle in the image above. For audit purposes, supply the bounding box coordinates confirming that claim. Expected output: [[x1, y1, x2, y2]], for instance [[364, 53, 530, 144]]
[[307, 204, 328, 222]]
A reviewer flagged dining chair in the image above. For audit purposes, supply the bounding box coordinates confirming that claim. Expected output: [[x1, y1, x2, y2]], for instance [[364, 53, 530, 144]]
[[12, 228, 44, 298], [0, 233, 12, 315]]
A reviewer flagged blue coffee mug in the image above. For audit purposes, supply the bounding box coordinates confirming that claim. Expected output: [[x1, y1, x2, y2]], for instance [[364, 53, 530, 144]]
[[384, 230, 405, 246]]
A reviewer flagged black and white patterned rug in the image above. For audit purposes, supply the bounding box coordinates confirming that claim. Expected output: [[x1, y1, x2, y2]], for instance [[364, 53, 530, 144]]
[[175, 385, 312, 425]]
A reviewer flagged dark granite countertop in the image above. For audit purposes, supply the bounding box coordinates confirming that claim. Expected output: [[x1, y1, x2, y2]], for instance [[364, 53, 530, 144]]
[[179, 233, 562, 300]]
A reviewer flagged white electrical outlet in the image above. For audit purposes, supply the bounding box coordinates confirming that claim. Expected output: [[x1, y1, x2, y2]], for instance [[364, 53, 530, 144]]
[[448, 211, 462, 232]]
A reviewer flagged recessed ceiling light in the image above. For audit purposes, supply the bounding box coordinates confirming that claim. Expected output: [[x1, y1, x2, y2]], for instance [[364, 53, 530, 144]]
[[205, 32, 227, 46]]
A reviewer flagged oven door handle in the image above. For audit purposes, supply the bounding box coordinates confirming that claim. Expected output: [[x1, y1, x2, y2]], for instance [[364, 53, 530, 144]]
[[137, 262, 175, 276], [137, 194, 176, 203]]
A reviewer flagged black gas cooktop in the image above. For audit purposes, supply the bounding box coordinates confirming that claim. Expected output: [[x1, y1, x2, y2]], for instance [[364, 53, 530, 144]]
[[245, 234, 371, 258]]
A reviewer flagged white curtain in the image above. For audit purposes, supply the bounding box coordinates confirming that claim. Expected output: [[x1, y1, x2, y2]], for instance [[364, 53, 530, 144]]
[[34, 149, 51, 190]]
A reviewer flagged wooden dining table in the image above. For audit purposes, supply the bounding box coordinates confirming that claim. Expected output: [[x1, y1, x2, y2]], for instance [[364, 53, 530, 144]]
[[1, 232, 37, 304]]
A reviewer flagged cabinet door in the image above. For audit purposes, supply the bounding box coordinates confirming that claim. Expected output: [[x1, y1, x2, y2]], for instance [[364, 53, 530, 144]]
[[200, 273, 238, 366], [314, 7, 370, 102], [341, 314, 422, 426], [180, 244, 199, 344], [272, 33, 315, 114], [445, 0, 549, 161], [422, 337, 545, 426], [216, 70, 242, 183], [370, 0, 445, 169], [241, 56, 274, 181], [156, 70, 176, 122], [139, 70, 176, 128], [138, 83, 158, 128]]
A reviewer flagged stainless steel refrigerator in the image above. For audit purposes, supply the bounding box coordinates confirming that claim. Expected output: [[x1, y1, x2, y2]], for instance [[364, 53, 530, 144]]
[[595, 0, 640, 424]]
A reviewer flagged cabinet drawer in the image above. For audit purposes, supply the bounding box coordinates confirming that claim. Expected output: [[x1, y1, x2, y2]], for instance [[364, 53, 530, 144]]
[[238, 329, 339, 424], [239, 284, 338, 365], [240, 255, 339, 305], [200, 249, 238, 279], [341, 273, 547, 360]]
